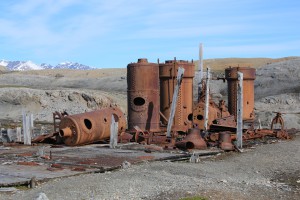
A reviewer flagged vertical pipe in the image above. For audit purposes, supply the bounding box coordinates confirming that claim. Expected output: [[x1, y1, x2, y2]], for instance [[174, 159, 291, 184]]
[[198, 43, 203, 102], [204, 68, 210, 131], [237, 72, 243, 148], [166, 67, 185, 137]]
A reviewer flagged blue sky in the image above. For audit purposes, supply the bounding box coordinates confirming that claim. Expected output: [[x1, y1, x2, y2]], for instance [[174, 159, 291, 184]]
[[0, 0, 299, 68]]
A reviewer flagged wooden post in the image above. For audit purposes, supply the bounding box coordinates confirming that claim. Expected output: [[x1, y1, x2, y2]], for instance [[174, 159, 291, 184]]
[[166, 67, 185, 137], [237, 72, 243, 148], [23, 113, 32, 145], [110, 115, 118, 148], [16, 127, 22, 142], [204, 68, 210, 131], [198, 43, 204, 102]]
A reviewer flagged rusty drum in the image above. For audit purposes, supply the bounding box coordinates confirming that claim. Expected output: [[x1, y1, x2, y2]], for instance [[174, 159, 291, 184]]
[[59, 107, 126, 146], [127, 58, 160, 132], [225, 67, 256, 120], [159, 60, 195, 132]]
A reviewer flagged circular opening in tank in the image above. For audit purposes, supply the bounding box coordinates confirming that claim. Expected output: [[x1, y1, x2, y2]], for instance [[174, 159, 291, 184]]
[[197, 115, 203, 120], [84, 119, 92, 130], [113, 114, 119, 122], [59, 130, 64, 137], [188, 113, 193, 121], [186, 142, 194, 149], [104, 118, 107, 123], [133, 97, 145, 106]]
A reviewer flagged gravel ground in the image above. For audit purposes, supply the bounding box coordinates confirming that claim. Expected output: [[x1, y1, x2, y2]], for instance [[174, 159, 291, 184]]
[[1, 135, 299, 200]]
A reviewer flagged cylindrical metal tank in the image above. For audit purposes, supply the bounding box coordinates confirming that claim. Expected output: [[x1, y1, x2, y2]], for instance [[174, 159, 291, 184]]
[[59, 107, 126, 146], [225, 67, 256, 120], [127, 58, 160, 132], [159, 60, 195, 132]]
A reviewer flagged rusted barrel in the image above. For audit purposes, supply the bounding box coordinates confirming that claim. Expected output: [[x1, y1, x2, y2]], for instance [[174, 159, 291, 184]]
[[127, 58, 160, 132], [159, 60, 194, 132], [59, 107, 126, 146], [225, 67, 256, 120]]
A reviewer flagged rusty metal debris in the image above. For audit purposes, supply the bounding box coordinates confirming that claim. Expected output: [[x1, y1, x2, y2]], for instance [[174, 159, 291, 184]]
[[175, 128, 207, 150], [58, 106, 126, 146]]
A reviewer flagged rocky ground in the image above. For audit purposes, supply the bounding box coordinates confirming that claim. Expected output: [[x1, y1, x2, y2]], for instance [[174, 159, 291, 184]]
[[1, 134, 299, 200]]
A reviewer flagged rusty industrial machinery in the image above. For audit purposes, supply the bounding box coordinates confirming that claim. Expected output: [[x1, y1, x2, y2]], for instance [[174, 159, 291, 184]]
[[193, 99, 231, 130], [159, 59, 195, 133], [225, 67, 256, 120], [127, 58, 160, 132], [59, 107, 126, 146]]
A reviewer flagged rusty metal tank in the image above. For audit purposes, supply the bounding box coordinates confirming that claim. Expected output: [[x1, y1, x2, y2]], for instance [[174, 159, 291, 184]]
[[159, 59, 195, 132], [225, 67, 256, 120], [127, 58, 160, 132], [59, 107, 126, 146]]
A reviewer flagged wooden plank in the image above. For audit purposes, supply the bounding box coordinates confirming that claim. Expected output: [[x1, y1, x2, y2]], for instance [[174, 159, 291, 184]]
[[237, 72, 243, 148]]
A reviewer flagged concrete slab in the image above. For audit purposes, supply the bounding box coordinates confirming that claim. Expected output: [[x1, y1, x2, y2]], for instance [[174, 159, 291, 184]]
[[0, 143, 200, 186]]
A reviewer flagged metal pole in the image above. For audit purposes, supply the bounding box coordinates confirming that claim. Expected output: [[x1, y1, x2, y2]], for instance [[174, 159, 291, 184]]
[[204, 68, 210, 131], [198, 43, 204, 102], [166, 67, 185, 137], [237, 72, 243, 148]]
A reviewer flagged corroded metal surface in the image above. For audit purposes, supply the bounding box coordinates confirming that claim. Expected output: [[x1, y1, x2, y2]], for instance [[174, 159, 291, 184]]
[[159, 60, 195, 132], [193, 100, 231, 130], [59, 107, 126, 146], [175, 128, 207, 150], [225, 67, 256, 120], [127, 58, 160, 132], [218, 131, 234, 151]]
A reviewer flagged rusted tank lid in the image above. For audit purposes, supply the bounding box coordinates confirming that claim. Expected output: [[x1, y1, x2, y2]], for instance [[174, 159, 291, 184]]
[[165, 60, 188, 64], [137, 58, 148, 63]]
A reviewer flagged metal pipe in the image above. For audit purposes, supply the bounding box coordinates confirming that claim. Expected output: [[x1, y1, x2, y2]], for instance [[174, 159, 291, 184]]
[[198, 43, 203, 102], [59, 127, 72, 137]]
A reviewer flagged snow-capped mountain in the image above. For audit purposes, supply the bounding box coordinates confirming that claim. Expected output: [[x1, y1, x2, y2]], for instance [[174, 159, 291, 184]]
[[44, 62, 93, 70], [0, 60, 43, 71], [0, 60, 94, 71]]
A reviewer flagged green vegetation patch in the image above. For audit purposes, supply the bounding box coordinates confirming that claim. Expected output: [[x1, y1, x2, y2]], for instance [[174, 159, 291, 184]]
[[180, 196, 208, 200]]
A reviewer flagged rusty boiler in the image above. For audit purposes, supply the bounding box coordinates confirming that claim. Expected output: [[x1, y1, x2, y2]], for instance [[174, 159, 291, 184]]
[[127, 58, 160, 132], [59, 107, 126, 146], [192, 99, 231, 130], [159, 60, 195, 133], [225, 67, 256, 120]]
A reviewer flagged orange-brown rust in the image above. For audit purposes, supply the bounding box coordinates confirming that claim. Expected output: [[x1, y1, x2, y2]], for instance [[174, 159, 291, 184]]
[[159, 60, 195, 132], [193, 100, 231, 130], [225, 67, 256, 120], [127, 58, 160, 132], [59, 107, 126, 146]]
